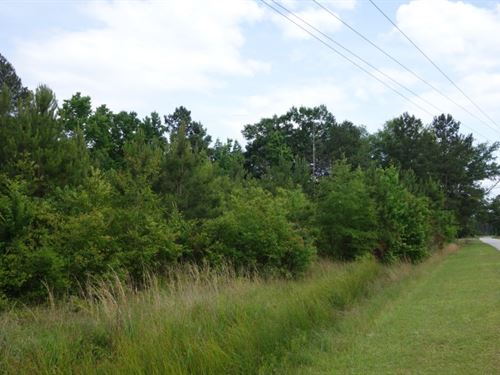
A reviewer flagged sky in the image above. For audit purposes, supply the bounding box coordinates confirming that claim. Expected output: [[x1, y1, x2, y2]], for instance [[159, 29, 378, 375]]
[[2, 0, 500, 150]]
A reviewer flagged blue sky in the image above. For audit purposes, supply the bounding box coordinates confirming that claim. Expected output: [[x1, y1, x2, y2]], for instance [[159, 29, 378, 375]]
[[2, 0, 500, 149]]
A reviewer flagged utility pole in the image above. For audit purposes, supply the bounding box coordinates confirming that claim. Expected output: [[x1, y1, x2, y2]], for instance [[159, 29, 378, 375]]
[[312, 120, 316, 179], [312, 120, 317, 199]]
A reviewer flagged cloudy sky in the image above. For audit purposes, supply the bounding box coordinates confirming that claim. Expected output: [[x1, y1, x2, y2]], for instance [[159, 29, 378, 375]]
[[2, 0, 500, 146]]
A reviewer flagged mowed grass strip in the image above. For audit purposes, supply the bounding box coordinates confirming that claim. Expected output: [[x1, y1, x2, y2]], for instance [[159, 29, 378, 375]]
[[282, 241, 500, 374]]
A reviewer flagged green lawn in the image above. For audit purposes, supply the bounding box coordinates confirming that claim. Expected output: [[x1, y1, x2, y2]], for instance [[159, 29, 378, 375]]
[[281, 240, 500, 374]]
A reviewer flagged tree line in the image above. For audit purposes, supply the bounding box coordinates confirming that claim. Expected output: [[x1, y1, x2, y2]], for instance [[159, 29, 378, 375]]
[[1, 53, 499, 302]]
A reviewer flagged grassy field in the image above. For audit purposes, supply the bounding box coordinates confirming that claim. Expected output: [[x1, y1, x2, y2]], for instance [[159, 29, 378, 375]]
[[0, 257, 395, 374], [277, 240, 500, 374], [1, 242, 497, 374]]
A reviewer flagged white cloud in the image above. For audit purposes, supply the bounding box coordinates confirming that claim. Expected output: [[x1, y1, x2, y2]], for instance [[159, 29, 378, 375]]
[[324, 0, 357, 11], [12, 0, 268, 110], [271, 6, 343, 40], [216, 76, 398, 142], [392, 0, 500, 138], [215, 81, 348, 142], [246, 82, 348, 115], [396, 0, 500, 72], [281, 0, 357, 11]]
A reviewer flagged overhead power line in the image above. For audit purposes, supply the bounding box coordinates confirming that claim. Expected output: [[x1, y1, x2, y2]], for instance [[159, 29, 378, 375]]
[[271, 0, 443, 115], [312, 0, 500, 136], [368, 0, 500, 131], [259, 0, 491, 141], [260, 0, 433, 117], [486, 179, 500, 195]]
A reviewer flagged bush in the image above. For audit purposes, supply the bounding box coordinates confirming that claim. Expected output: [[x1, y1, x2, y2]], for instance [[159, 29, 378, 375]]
[[50, 171, 117, 285], [432, 209, 458, 247], [316, 161, 378, 260], [0, 176, 65, 301], [196, 186, 316, 275], [275, 187, 316, 237], [0, 170, 185, 301], [369, 167, 431, 262], [53, 170, 182, 285]]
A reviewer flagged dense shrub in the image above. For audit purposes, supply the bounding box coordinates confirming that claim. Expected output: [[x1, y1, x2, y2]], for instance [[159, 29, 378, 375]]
[[0, 171, 184, 301], [0, 176, 64, 300], [424, 182, 458, 248], [316, 161, 378, 260], [0, 60, 468, 302], [369, 167, 432, 262], [195, 186, 316, 275], [49, 171, 116, 285], [435, 210, 458, 245], [275, 187, 316, 236], [54, 170, 183, 285]]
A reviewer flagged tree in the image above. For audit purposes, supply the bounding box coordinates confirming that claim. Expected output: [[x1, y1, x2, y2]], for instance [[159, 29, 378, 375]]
[[316, 161, 377, 260], [194, 186, 315, 274], [373, 112, 500, 235], [243, 106, 370, 183], [211, 139, 246, 180], [369, 167, 431, 262], [0, 53, 30, 109], [371, 112, 435, 176], [59, 92, 92, 133], [157, 123, 219, 219], [430, 114, 499, 234], [164, 106, 211, 152], [60, 94, 168, 171], [0, 175, 64, 301], [0, 85, 90, 195], [485, 195, 500, 235]]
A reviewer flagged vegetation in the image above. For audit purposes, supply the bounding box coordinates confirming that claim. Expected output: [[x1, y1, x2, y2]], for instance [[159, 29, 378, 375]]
[[0, 256, 408, 374], [276, 241, 500, 374], [2, 52, 499, 303], [3, 241, 495, 373], [1, 32, 499, 374]]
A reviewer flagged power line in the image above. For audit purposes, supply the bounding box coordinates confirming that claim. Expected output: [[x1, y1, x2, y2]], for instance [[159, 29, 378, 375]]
[[312, 0, 500, 136], [260, 0, 433, 117], [368, 0, 500, 131], [486, 179, 500, 195], [271, 0, 443, 115], [260, 0, 491, 141]]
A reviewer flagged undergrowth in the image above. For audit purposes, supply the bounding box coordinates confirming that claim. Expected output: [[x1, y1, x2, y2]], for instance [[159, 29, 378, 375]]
[[0, 251, 448, 374]]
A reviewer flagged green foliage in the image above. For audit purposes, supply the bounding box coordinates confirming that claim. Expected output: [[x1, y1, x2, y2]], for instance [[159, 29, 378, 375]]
[[316, 161, 378, 260], [0, 175, 64, 300], [484, 195, 500, 235], [196, 186, 316, 275], [55, 169, 182, 286], [164, 106, 211, 152], [373, 112, 500, 235], [243, 105, 370, 181], [402, 174, 458, 247], [369, 167, 431, 262], [0, 53, 30, 108], [158, 123, 220, 219], [0, 169, 184, 301], [275, 187, 315, 233], [0, 257, 384, 374], [372, 113, 433, 175], [211, 138, 246, 179], [0, 85, 90, 195], [0, 53, 479, 302], [50, 174, 116, 285]]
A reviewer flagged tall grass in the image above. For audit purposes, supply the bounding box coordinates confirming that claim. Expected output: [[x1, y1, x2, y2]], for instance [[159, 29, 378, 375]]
[[0, 256, 400, 374]]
